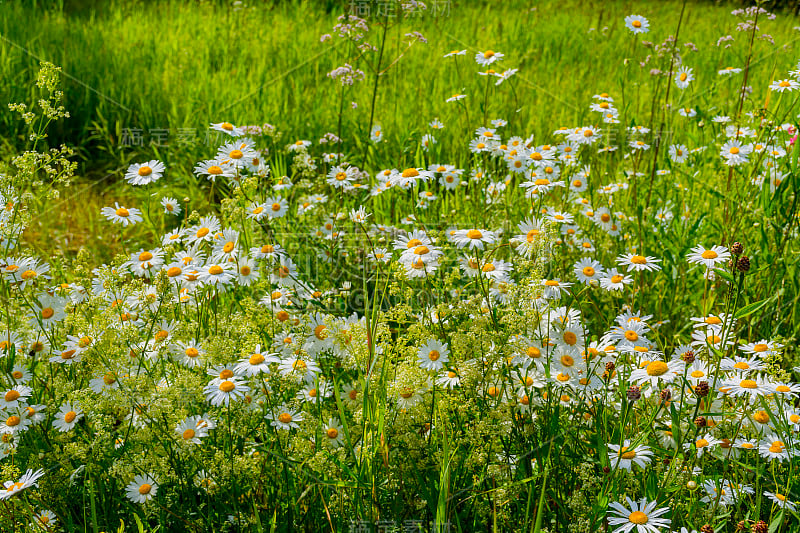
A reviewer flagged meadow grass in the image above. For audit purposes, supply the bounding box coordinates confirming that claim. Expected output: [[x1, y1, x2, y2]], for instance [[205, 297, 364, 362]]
[[1, 1, 800, 532]]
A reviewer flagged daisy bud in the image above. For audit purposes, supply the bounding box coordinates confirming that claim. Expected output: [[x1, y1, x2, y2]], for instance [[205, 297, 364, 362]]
[[659, 388, 672, 404], [694, 416, 707, 428], [682, 350, 695, 364], [736, 256, 750, 273], [730, 241, 744, 255], [695, 381, 709, 398], [626, 385, 641, 402], [687, 480, 697, 490], [751, 521, 768, 533]]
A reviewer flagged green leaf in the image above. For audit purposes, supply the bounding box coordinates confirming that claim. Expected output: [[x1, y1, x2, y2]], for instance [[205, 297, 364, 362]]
[[734, 298, 769, 319], [713, 268, 734, 283]]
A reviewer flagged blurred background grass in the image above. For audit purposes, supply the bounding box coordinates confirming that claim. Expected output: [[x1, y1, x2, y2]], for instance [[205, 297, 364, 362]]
[[2, 0, 798, 168], [1, 0, 799, 259]]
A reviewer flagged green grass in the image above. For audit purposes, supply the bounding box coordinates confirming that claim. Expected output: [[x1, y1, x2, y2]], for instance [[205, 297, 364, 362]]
[[1, 0, 797, 172]]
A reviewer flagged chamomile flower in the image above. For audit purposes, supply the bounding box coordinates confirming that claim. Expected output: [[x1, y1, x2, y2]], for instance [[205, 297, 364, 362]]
[[719, 376, 775, 400], [674, 66, 694, 89], [124, 160, 165, 186], [204, 377, 250, 406], [617, 253, 661, 272], [234, 346, 277, 376], [739, 339, 782, 358], [475, 50, 504, 66], [684, 433, 721, 457], [101, 203, 143, 226], [52, 402, 83, 432], [321, 418, 344, 447], [600, 269, 633, 291], [417, 339, 449, 371], [126, 475, 158, 504], [624, 15, 650, 34], [267, 406, 303, 430], [607, 440, 653, 471], [0, 469, 45, 500], [770, 79, 799, 93], [175, 416, 209, 445], [630, 359, 684, 388], [720, 140, 752, 166], [607, 497, 670, 533], [194, 159, 234, 182], [574, 258, 604, 284], [759, 434, 794, 462], [686, 245, 730, 269], [764, 491, 797, 511], [210, 121, 244, 136], [451, 228, 497, 250], [160, 197, 181, 216]]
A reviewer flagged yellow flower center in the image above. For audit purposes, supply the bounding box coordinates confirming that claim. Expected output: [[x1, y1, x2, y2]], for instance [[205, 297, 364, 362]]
[[631, 20, 642, 28], [630, 255, 647, 264], [467, 229, 483, 239], [428, 350, 440, 361], [219, 381, 236, 393], [754, 411, 769, 423], [167, 267, 182, 277], [137, 166, 152, 177], [196, 227, 210, 238], [278, 413, 293, 424], [701, 250, 718, 259], [327, 428, 339, 439], [249, 353, 265, 365], [646, 361, 669, 376], [208, 265, 223, 275], [753, 343, 768, 352], [483, 50, 495, 58], [115, 207, 130, 217], [183, 428, 196, 440], [64, 411, 77, 423], [729, 146, 740, 155], [628, 511, 648, 524], [138, 484, 152, 495], [739, 379, 757, 389], [230, 149, 244, 159], [4, 390, 20, 402], [620, 447, 637, 460]]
